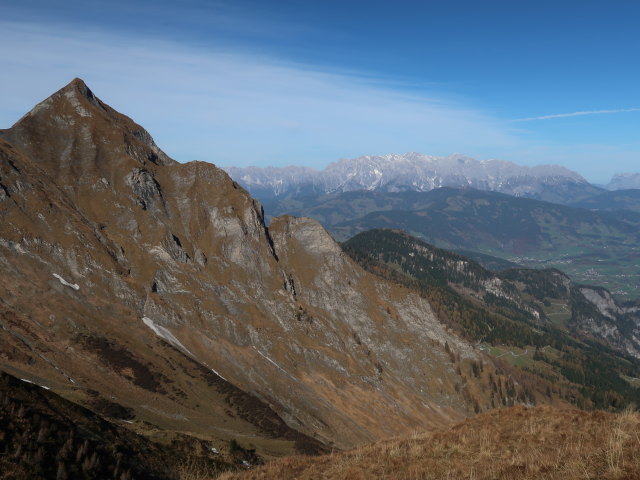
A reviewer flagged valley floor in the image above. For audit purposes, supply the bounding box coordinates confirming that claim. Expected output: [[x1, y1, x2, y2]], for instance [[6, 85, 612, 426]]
[[218, 405, 640, 480]]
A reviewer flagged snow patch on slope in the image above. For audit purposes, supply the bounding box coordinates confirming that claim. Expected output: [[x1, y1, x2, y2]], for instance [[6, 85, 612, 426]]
[[252, 346, 299, 382], [53, 273, 80, 290], [142, 317, 192, 356]]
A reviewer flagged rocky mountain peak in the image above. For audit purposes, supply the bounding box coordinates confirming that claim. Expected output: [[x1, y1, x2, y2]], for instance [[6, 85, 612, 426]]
[[12, 77, 112, 126], [1, 78, 175, 181], [60, 77, 102, 108]]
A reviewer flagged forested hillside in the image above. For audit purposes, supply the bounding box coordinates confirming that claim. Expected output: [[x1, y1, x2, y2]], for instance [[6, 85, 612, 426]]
[[343, 229, 640, 410]]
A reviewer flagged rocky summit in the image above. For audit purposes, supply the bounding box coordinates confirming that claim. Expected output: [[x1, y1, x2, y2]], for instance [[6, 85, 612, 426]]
[[0, 79, 509, 457]]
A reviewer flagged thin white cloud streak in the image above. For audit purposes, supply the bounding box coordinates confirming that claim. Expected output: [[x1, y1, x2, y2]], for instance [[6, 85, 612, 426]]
[[0, 20, 517, 167], [514, 108, 640, 122]]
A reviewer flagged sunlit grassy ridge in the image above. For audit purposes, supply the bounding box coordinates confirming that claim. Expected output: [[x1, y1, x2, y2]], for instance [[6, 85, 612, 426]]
[[218, 406, 640, 480]]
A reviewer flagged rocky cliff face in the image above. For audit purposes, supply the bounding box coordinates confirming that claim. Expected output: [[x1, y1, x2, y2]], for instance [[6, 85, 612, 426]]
[[572, 286, 640, 359], [0, 79, 494, 451]]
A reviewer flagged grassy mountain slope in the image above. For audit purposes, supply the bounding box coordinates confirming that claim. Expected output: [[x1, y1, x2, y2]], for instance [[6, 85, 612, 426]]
[[1, 78, 538, 462], [219, 405, 640, 480], [0, 111, 325, 460]]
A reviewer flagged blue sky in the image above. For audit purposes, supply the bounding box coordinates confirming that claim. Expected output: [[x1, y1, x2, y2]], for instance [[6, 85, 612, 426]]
[[1, 0, 639, 183]]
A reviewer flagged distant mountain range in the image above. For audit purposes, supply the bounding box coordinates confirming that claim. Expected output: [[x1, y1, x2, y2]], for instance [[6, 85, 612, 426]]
[[225, 153, 640, 203], [569, 189, 640, 212]]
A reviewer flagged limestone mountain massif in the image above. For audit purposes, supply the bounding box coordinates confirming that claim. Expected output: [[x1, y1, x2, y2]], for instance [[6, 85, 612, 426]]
[[0, 79, 514, 456], [225, 152, 603, 204]]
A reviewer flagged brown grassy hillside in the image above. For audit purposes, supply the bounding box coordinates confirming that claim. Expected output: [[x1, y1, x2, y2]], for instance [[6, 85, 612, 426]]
[[219, 405, 640, 480]]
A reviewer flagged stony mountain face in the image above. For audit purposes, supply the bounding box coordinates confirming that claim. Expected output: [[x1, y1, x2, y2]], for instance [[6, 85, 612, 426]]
[[0, 79, 514, 453], [225, 153, 603, 204]]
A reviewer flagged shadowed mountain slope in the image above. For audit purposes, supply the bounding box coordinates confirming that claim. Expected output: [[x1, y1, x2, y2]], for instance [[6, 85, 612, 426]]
[[0, 371, 242, 480]]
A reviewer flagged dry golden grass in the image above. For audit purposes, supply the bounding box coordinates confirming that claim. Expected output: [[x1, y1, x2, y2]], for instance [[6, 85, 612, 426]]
[[218, 406, 640, 480]]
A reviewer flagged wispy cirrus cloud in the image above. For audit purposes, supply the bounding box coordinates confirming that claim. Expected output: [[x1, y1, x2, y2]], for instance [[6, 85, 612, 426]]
[[0, 19, 518, 168], [514, 108, 640, 122]]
